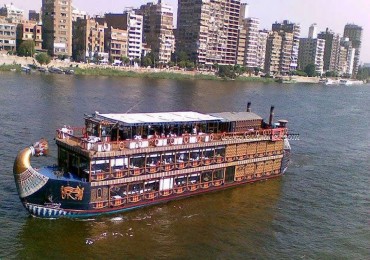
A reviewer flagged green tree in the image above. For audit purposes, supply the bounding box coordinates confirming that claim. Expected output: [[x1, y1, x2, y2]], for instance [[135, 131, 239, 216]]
[[17, 40, 35, 57], [134, 58, 141, 66], [178, 51, 188, 62], [218, 65, 236, 79], [356, 66, 370, 80], [120, 56, 130, 66], [304, 64, 317, 77], [168, 61, 175, 67], [35, 53, 51, 65], [185, 61, 195, 70], [142, 56, 152, 67], [178, 60, 186, 68]]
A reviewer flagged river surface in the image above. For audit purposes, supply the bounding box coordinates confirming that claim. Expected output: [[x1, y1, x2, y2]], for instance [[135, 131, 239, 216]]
[[0, 72, 369, 259]]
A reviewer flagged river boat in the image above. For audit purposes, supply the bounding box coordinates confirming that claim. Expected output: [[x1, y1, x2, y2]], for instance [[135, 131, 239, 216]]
[[339, 79, 364, 86], [13, 104, 291, 218]]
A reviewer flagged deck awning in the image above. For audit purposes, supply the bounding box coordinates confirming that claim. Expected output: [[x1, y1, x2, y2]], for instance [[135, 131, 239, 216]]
[[97, 111, 223, 126]]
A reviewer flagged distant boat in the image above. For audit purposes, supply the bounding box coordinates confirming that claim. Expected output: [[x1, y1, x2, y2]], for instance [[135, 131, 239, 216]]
[[48, 67, 64, 74], [319, 79, 338, 85], [339, 79, 364, 86], [21, 66, 31, 73]]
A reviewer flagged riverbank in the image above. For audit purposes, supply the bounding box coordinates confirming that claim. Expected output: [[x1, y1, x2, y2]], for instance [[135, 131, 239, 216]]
[[0, 54, 308, 83]]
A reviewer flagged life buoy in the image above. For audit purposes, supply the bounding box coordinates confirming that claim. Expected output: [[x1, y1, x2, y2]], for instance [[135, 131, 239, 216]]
[[243, 131, 249, 139], [170, 138, 175, 145], [183, 135, 189, 144], [197, 136, 201, 142], [155, 139, 160, 146], [119, 141, 125, 150], [221, 133, 226, 140], [210, 133, 214, 141]]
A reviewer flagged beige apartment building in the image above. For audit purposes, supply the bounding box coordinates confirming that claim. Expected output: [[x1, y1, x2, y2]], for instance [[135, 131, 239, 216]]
[[136, 1, 175, 64], [42, 0, 72, 57], [0, 16, 16, 52], [256, 30, 268, 71], [177, 0, 240, 66], [265, 31, 282, 75], [104, 26, 128, 62], [272, 20, 300, 72], [16, 20, 43, 51], [72, 17, 106, 62]]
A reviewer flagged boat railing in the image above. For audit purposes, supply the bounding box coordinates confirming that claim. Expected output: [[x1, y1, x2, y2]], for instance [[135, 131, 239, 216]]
[[57, 127, 287, 153]]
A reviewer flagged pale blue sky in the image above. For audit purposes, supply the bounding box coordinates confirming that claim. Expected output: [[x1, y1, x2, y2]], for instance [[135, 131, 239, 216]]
[[5, 0, 370, 62]]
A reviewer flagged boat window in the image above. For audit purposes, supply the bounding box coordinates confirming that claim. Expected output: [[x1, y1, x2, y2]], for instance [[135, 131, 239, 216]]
[[58, 147, 68, 170], [91, 159, 110, 172], [110, 185, 127, 197], [130, 155, 145, 168], [146, 153, 161, 165], [162, 152, 175, 164], [177, 150, 189, 162], [145, 181, 159, 192], [213, 169, 224, 180], [203, 148, 214, 159], [225, 166, 235, 183], [175, 176, 187, 186], [188, 173, 200, 184], [111, 157, 128, 168], [128, 183, 144, 194], [201, 171, 212, 182], [97, 188, 102, 198], [190, 149, 201, 160], [215, 146, 226, 157]]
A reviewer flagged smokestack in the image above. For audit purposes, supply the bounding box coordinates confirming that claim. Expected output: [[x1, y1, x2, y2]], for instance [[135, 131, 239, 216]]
[[246, 102, 251, 112], [269, 106, 275, 126]]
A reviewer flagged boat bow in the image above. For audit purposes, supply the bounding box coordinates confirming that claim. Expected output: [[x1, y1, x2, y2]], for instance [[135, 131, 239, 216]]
[[13, 139, 50, 198]]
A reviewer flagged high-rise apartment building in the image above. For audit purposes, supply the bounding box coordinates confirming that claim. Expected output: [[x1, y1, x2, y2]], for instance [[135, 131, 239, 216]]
[[16, 20, 43, 51], [298, 38, 325, 74], [177, 0, 240, 66], [42, 0, 73, 57], [236, 25, 246, 66], [136, 1, 175, 64], [243, 17, 259, 68], [72, 17, 106, 62], [343, 24, 362, 76], [0, 3, 24, 24], [308, 23, 317, 39], [317, 28, 341, 72], [104, 12, 143, 61], [0, 17, 16, 52], [338, 38, 355, 76], [256, 30, 268, 71], [265, 31, 282, 75], [272, 20, 301, 71]]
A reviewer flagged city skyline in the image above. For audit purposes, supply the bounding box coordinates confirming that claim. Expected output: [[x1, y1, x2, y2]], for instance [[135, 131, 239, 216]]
[[4, 0, 370, 62]]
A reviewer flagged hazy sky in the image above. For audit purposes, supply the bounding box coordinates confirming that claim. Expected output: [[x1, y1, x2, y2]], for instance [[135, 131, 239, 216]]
[[4, 0, 370, 62]]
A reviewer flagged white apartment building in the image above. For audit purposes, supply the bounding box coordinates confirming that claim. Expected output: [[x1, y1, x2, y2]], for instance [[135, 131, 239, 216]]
[[243, 17, 259, 68], [0, 3, 24, 24], [127, 12, 143, 62], [0, 17, 16, 52]]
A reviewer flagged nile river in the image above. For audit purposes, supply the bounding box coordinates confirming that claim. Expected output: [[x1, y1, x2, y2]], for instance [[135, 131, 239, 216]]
[[0, 73, 369, 259]]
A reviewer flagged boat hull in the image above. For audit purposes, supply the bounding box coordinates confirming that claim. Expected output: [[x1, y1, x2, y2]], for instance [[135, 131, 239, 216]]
[[21, 172, 283, 218]]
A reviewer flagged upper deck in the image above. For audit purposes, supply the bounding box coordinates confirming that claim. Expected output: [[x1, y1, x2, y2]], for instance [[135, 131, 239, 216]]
[[55, 109, 287, 159]]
